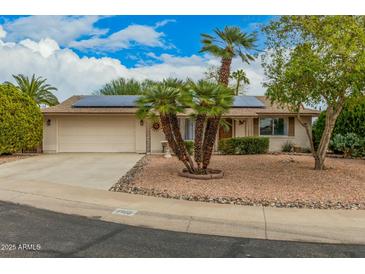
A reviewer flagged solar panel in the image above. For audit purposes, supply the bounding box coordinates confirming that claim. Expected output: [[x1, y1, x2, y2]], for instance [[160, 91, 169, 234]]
[[232, 96, 265, 108], [72, 95, 139, 108], [72, 95, 265, 108]]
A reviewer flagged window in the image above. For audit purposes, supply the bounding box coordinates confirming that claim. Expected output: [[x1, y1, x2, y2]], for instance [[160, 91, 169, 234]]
[[185, 118, 195, 140], [259, 117, 287, 136]]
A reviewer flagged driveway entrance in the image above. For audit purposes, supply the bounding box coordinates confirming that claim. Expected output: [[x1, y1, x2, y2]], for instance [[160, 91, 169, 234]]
[[0, 153, 143, 190]]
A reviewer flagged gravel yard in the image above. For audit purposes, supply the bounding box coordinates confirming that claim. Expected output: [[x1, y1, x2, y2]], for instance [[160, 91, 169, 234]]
[[111, 154, 365, 209], [0, 154, 36, 165]]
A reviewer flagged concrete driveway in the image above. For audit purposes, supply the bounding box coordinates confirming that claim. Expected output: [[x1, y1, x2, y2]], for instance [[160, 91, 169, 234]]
[[0, 153, 143, 190]]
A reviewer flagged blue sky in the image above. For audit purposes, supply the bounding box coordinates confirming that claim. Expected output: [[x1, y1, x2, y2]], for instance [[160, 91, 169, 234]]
[[0, 15, 274, 100]]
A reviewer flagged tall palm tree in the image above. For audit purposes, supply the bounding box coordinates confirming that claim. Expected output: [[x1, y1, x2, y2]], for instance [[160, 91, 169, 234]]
[[185, 80, 234, 171], [137, 80, 195, 173], [7, 74, 58, 106], [200, 26, 257, 86], [231, 69, 250, 95], [199, 26, 257, 167]]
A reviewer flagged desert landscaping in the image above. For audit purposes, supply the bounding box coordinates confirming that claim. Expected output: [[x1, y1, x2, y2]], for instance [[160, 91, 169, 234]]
[[111, 154, 365, 210]]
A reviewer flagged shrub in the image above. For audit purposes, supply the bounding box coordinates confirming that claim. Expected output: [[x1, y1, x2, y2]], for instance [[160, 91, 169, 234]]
[[330, 133, 365, 158], [184, 140, 194, 155], [312, 96, 365, 148], [0, 84, 43, 154], [218, 137, 269, 155], [281, 141, 294, 152]]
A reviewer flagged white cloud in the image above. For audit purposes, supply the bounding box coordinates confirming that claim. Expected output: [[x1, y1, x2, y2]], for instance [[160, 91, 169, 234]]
[[3, 16, 107, 46], [70, 24, 167, 51], [19, 38, 60, 58], [0, 25, 6, 39], [0, 38, 266, 102], [154, 19, 176, 28]]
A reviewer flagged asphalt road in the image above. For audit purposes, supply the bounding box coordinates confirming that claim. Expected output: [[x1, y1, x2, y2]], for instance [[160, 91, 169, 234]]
[[0, 201, 364, 258]]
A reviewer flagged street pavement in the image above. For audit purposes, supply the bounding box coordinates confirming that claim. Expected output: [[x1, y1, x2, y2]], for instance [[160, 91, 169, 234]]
[[0, 201, 364, 258]]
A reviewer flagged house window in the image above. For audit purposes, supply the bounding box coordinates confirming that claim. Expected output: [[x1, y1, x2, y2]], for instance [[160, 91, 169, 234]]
[[185, 118, 195, 140], [260, 117, 288, 136]]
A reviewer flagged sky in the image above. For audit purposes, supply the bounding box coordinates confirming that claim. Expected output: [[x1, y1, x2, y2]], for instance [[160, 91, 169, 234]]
[[0, 15, 274, 101]]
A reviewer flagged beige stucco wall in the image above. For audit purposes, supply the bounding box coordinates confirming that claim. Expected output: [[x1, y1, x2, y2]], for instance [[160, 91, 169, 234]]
[[43, 116, 57, 153], [135, 118, 147, 153]]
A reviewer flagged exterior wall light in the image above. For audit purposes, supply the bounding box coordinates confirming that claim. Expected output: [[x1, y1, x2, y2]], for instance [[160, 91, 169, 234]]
[[46, 119, 51, 126], [140, 120, 144, 126]]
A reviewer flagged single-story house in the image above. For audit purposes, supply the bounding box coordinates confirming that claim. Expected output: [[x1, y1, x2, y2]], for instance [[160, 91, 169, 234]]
[[42, 95, 319, 153]]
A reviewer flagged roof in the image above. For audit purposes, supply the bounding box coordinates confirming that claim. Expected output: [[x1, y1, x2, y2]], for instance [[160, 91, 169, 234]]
[[42, 95, 320, 117]]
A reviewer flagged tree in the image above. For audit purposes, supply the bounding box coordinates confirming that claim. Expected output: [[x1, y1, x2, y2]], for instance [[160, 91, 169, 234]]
[[6, 74, 59, 106], [137, 79, 233, 175], [185, 80, 234, 171], [137, 79, 195, 173], [200, 26, 257, 167], [0, 84, 43, 154], [204, 65, 220, 83], [313, 95, 365, 148], [262, 16, 365, 170], [95, 78, 158, 95], [230, 69, 250, 95]]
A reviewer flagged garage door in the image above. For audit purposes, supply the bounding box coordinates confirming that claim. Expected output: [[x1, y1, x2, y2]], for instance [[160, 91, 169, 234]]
[[58, 116, 136, 152]]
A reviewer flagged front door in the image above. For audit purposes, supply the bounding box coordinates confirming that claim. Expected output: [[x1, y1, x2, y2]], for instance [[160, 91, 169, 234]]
[[219, 118, 233, 140]]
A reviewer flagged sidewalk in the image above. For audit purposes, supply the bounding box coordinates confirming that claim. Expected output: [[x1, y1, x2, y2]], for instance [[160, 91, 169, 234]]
[[0, 180, 364, 244]]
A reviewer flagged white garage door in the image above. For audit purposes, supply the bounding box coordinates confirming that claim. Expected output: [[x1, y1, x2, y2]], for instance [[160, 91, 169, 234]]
[[58, 116, 136, 152]]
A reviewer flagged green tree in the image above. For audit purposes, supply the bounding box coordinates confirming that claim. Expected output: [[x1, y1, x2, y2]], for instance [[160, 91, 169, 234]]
[[313, 95, 365, 148], [200, 26, 257, 86], [137, 79, 233, 175], [0, 84, 43, 154], [137, 79, 195, 173], [95, 78, 158, 95], [200, 26, 257, 168], [262, 16, 365, 170], [230, 69, 250, 95], [6, 74, 59, 106], [185, 80, 234, 171]]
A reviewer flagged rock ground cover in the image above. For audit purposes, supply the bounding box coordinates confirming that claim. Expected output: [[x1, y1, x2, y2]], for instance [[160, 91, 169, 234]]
[[110, 154, 365, 210]]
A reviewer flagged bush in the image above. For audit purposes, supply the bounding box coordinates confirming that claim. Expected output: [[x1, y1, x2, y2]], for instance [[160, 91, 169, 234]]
[[218, 137, 269, 155], [0, 84, 43, 154], [184, 140, 194, 155], [281, 141, 294, 152], [330, 133, 365, 158], [312, 96, 365, 148]]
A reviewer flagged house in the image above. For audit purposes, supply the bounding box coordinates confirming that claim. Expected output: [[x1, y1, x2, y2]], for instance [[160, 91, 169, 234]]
[[42, 95, 319, 153]]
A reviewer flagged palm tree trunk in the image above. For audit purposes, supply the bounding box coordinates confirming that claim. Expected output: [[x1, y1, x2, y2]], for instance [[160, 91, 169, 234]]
[[235, 79, 240, 95], [202, 117, 220, 170], [169, 114, 195, 173], [159, 114, 180, 155], [194, 114, 206, 169], [219, 57, 232, 86], [160, 114, 192, 172]]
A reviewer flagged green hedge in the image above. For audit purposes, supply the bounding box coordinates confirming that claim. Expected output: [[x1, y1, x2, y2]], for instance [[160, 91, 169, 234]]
[[218, 137, 269, 155], [0, 84, 43, 154]]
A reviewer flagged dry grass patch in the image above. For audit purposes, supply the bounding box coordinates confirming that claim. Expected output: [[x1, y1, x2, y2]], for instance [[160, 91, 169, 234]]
[[111, 154, 365, 209]]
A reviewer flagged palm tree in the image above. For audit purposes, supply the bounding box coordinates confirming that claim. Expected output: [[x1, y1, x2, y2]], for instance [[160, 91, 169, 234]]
[[137, 80, 195, 173], [200, 26, 257, 86], [185, 80, 234, 171], [199, 26, 257, 167], [231, 69, 250, 95], [95, 78, 142, 95], [7, 74, 58, 106]]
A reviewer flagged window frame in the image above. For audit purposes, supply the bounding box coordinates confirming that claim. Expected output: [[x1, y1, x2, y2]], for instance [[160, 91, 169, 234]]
[[259, 117, 288, 137]]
